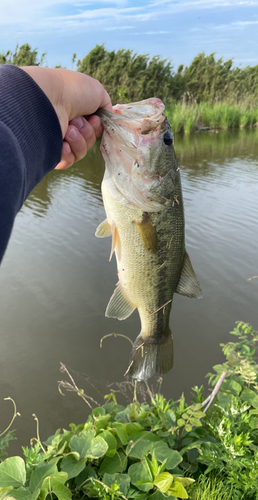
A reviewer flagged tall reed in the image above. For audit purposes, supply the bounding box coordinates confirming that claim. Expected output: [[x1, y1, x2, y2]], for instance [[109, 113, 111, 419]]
[[166, 102, 258, 133]]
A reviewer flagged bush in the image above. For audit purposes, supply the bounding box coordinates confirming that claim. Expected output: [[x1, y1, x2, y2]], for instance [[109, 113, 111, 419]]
[[77, 44, 177, 105]]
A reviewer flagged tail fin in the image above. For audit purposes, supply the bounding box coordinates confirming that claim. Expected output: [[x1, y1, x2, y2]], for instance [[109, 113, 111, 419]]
[[127, 330, 173, 381]]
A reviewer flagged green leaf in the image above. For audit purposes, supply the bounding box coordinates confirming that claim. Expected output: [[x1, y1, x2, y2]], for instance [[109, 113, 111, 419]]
[[60, 456, 85, 480], [162, 450, 182, 471], [168, 478, 188, 498], [185, 424, 192, 432], [97, 431, 117, 457], [0, 487, 13, 500], [147, 490, 168, 500], [241, 389, 258, 408], [0, 458, 26, 488], [189, 417, 202, 427], [128, 461, 154, 492], [92, 407, 106, 417], [154, 472, 173, 493], [38, 488, 48, 500], [149, 491, 170, 500], [8, 491, 40, 500], [42, 472, 68, 489], [70, 430, 95, 459], [150, 451, 159, 476], [176, 477, 195, 487], [88, 436, 108, 459], [99, 451, 127, 475], [30, 462, 58, 491], [217, 392, 232, 408], [103, 473, 130, 496], [52, 484, 72, 500], [126, 439, 153, 459], [221, 379, 242, 396], [112, 423, 129, 445], [126, 423, 143, 435], [74, 466, 96, 488], [249, 417, 258, 429], [249, 409, 258, 415], [115, 410, 131, 423], [177, 419, 185, 427]]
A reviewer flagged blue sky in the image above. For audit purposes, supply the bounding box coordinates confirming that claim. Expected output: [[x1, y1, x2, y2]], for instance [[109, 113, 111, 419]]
[[0, 0, 257, 71]]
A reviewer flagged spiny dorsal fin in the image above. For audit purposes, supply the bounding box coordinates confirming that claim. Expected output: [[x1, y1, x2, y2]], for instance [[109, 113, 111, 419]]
[[175, 251, 203, 299], [135, 212, 159, 254], [105, 282, 136, 320], [95, 219, 112, 238]]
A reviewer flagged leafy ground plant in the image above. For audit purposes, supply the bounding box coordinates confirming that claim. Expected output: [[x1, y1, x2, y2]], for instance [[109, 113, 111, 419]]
[[1, 321, 258, 500], [0, 395, 202, 499]]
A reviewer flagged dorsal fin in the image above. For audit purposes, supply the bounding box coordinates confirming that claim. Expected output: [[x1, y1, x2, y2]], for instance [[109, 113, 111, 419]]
[[175, 251, 203, 299], [105, 282, 136, 320]]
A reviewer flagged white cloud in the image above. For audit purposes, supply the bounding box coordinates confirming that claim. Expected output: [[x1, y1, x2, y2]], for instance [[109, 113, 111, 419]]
[[149, 0, 258, 8], [104, 25, 135, 30], [133, 30, 170, 34]]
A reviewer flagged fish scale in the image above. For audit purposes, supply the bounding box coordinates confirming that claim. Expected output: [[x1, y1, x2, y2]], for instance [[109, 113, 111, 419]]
[[96, 99, 202, 381]]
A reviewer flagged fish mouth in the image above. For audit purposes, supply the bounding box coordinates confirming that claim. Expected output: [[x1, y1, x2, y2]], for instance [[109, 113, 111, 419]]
[[97, 99, 169, 212], [97, 98, 166, 140]]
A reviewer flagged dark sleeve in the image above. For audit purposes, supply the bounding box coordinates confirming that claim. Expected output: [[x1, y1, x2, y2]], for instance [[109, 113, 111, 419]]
[[0, 65, 63, 263]]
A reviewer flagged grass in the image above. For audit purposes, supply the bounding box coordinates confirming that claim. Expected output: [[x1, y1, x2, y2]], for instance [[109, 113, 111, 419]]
[[165, 101, 258, 133], [188, 475, 232, 500]]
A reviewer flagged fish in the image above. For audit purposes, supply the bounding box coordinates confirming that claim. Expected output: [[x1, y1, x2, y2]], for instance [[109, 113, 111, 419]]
[[96, 98, 202, 381]]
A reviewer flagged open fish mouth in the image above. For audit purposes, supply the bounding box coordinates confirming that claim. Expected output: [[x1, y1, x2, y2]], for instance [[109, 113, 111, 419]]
[[97, 98, 173, 212], [97, 98, 166, 140]]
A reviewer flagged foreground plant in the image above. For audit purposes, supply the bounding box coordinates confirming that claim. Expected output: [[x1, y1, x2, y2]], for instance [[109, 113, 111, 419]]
[[1, 321, 258, 500]]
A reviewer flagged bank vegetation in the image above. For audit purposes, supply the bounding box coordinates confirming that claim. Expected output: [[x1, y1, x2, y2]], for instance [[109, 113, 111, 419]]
[[1, 43, 258, 132]]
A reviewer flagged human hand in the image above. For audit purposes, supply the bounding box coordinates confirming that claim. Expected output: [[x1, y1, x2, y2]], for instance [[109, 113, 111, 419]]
[[21, 67, 112, 169]]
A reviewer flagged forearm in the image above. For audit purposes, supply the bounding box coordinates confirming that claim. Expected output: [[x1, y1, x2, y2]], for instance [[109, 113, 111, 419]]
[[0, 65, 63, 262]]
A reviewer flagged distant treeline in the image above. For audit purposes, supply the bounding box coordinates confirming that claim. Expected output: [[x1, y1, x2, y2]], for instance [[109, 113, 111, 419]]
[[1, 43, 258, 107]]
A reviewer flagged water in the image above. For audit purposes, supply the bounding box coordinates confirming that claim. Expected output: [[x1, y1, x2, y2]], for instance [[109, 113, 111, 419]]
[[0, 129, 257, 455]]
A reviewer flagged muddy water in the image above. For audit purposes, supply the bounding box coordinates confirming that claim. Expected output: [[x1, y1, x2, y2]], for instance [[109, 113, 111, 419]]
[[0, 128, 257, 455]]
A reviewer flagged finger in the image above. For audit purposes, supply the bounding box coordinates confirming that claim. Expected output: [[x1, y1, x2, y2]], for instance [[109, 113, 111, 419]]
[[87, 115, 103, 138], [69, 116, 97, 151], [55, 142, 75, 170], [64, 124, 88, 162]]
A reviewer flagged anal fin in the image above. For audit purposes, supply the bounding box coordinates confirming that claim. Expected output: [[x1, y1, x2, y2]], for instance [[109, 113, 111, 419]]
[[176, 251, 203, 299], [105, 282, 136, 320]]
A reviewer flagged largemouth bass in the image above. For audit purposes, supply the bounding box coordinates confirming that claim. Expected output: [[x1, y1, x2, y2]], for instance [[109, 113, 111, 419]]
[[96, 98, 202, 381]]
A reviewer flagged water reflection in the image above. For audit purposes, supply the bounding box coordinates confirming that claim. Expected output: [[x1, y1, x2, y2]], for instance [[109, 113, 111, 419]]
[[23, 141, 105, 217], [0, 129, 257, 457]]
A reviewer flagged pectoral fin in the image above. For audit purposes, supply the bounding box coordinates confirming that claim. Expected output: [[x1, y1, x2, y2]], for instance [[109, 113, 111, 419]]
[[176, 251, 203, 299], [105, 282, 136, 320], [136, 212, 159, 254], [95, 219, 112, 238]]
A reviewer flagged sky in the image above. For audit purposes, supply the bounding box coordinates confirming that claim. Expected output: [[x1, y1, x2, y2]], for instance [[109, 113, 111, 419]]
[[0, 0, 258, 71]]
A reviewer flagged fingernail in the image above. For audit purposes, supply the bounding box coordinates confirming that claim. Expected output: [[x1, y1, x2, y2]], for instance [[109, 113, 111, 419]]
[[91, 116, 101, 130], [71, 117, 84, 129], [63, 142, 71, 154], [67, 128, 78, 141]]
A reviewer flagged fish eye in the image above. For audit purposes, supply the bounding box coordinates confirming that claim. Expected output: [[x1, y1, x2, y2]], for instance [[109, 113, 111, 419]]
[[163, 133, 173, 146]]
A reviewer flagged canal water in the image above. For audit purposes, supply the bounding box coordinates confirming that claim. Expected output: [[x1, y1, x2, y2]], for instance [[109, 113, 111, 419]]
[[0, 128, 257, 455]]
